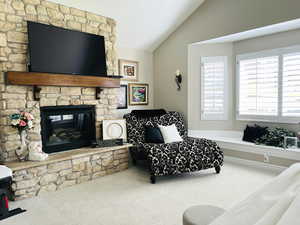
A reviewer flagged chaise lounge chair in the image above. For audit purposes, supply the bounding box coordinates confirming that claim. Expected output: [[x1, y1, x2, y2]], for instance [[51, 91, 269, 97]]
[[124, 110, 224, 183]]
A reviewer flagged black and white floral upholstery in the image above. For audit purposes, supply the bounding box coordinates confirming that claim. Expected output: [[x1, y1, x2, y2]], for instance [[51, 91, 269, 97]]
[[124, 111, 224, 182]]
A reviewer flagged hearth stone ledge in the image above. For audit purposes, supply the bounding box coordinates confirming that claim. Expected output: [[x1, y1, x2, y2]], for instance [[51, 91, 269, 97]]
[[5, 144, 132, 200]]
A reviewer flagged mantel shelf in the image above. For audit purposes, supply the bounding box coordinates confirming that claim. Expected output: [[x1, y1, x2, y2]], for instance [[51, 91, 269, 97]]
[[6, 71, 121, 88], [6, 71, 121, 101]]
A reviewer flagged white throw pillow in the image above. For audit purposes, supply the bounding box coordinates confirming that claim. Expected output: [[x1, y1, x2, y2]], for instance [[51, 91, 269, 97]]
[[158, 124, 183, 144]]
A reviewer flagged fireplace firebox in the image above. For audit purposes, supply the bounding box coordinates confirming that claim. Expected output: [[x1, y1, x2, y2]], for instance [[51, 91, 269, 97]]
[[40, 105, 96, 154]]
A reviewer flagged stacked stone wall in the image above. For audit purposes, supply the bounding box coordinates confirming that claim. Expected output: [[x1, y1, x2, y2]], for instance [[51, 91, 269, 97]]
[[11, 147, 129, 200], [0, 0, 119, 162]]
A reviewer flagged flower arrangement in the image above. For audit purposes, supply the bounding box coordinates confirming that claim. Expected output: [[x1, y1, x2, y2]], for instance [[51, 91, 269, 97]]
[[10, 112, 34, 131]]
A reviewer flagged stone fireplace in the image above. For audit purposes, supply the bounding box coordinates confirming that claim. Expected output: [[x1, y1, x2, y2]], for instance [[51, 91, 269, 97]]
[[0, 0, 132, 200], [40, 105, 96, 154], [0, 0, 120, 162]]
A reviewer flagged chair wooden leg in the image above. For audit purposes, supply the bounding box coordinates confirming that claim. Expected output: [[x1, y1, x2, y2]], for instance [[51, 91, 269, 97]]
[[215, 166, 221, 174], [150, 175, 156, 184]]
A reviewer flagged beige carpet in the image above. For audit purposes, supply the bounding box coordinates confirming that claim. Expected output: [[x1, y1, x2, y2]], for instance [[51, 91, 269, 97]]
[[3, 161, 279, 225]]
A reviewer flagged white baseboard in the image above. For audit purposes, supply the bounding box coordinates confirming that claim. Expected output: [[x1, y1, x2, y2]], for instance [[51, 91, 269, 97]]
[[224, 156, 287, 173]]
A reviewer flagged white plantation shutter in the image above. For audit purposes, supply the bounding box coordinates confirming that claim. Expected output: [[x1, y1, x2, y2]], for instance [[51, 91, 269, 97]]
[[237, 45, 300, 123], [201, 56, 228, 120], [282, 52, 300, 117], [238, 56, 279, 117]]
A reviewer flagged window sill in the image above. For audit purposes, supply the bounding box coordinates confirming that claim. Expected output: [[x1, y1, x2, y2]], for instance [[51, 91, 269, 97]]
[[236, 116, 300, 124], [189, 130, 300, 161]]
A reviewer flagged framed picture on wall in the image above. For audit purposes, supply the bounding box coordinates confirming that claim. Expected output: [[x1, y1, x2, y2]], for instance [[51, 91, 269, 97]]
[[129, 83, 149, 105], [119, 59, 139, 81], [117, 84, 128, 109]]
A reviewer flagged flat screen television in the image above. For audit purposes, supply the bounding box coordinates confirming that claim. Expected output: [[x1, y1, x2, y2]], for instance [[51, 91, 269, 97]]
[[27, 21, 107, 76]]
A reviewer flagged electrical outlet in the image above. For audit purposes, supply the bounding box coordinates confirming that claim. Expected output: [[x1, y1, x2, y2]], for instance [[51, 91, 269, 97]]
[[264, 153, 270, 163]]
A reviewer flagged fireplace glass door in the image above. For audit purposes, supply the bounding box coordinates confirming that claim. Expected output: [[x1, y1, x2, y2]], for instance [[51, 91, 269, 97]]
[[40, 105, 96, 154]]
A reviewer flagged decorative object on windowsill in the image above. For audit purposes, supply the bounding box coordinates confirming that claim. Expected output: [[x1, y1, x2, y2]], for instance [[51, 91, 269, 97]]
[[283, 136, 298, 149], [255, 127, 296, 148], [128, 83, 149, 105], [175, 69, 182, 91], [119, 59, 139, 81], [9, 112, 48, 161], [117, 84, 128, 109]]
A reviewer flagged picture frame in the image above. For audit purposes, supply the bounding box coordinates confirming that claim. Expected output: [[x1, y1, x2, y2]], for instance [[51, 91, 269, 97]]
[[128, 83, 149, 105], [118, 59, 139, 81], [284, 136, 298, 149], [117, 84, 128, 109]]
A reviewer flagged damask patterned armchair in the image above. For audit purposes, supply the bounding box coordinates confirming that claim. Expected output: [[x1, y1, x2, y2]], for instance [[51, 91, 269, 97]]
[[124, 110, 223, 183]]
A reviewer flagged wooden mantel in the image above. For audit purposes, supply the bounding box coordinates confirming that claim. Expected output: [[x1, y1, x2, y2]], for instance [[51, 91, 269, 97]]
[[6, 71, 121, 100], [6, 71, 121, 88]]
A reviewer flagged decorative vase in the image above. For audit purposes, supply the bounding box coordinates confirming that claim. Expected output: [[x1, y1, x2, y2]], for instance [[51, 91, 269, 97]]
[[28, 141, 48, 161], [15, 129, 29, 161]]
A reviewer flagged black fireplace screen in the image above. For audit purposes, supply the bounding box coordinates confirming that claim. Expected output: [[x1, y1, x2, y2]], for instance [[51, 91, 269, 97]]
[[40, 105, 96, 154]]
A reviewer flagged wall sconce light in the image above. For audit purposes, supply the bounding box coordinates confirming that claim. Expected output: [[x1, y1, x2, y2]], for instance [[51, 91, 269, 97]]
[[175, 69, 182, 91]]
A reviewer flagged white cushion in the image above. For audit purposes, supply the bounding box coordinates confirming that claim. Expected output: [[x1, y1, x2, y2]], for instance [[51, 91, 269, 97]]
[[158, 124, 183, 144]]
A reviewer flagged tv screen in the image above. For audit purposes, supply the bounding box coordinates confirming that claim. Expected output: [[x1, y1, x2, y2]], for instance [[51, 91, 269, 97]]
[[27, 21, 107, 76]]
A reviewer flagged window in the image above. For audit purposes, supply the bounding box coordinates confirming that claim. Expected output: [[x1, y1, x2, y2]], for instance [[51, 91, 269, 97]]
[[238, 55, 279, 116], [201, 56, 228, 120], [237, 45, 300, 123], [282, 52, 300, 117]]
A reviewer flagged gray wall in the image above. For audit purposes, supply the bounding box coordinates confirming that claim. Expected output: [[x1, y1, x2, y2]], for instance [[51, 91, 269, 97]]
[[117, 47, 154, 117], [188, 43, 234, 130], [154, 0, 300, 122]]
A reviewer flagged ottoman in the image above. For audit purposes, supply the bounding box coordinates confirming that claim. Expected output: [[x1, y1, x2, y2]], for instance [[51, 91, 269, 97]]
[[0, 165, 26, 220], [183, 205, 225, 225], [0, 165, 13, 199]]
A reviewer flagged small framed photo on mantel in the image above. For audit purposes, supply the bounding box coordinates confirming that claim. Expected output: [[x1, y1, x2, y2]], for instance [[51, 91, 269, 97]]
[[119, 59, 139, 81], [129, 83, 149, 105]]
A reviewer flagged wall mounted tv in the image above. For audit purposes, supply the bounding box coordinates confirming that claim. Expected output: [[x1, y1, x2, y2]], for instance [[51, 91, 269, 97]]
[[27, 21, 107, 76]]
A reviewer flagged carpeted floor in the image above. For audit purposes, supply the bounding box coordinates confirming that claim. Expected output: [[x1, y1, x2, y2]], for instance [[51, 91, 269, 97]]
[[3, 161, 279, 225]]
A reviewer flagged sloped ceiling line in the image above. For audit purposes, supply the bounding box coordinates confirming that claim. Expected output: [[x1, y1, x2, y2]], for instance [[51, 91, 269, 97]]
[[49, 0, 205, 51]]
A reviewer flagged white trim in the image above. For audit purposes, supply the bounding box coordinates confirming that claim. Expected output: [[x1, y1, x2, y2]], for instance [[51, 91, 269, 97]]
[[200, 56, 228, 121], [236, 48, 281, 61], [219, 139, 300, 160], [191, 18, 300, 45], [224, 156, 286, 173], [236, 45, 300, 61], [236, 45, 300, 124]]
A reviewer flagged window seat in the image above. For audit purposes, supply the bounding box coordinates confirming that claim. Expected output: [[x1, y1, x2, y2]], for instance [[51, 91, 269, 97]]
[[189, 130, 300, 161]]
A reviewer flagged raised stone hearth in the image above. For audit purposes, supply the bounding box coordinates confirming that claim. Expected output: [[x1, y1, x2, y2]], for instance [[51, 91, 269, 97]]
[[5, 144, 131, 200]]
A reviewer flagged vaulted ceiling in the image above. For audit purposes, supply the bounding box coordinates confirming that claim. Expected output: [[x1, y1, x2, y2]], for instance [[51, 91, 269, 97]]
[[49, 0, 205, 51]]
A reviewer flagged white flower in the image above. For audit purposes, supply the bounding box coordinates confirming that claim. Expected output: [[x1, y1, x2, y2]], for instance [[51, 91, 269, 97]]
[[28, 120, 33, 129], [11, 119, 20, 126]]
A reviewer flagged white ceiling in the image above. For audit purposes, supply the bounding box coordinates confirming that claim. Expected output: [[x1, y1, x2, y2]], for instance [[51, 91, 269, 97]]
[[49, 0, 205, 52]]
